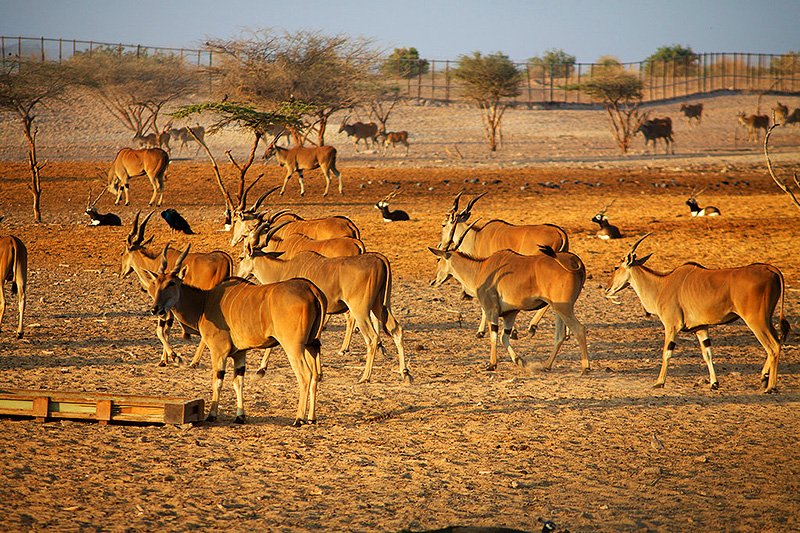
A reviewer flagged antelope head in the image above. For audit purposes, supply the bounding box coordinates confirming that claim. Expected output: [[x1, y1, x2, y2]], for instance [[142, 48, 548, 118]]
[[438, 191, 486, 249], [148, 244, 191, 317], [605, 233, 653, 300], [429, 219, 480, 286], [686, 187, 705, 209], [376, 188, 401, 209], [120, 211, 155, 278], [85, 185, 107, 215], [592, 200, 615, 226], [229, 183, 278, 246]]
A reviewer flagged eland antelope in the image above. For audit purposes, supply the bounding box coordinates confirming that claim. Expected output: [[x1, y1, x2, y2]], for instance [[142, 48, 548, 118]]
[[107, 147, 169, 206], [264, 143, 343, 197], [605, 234, 789, 392], [0, 235, 27, 338], [258, 221, 365, 259]]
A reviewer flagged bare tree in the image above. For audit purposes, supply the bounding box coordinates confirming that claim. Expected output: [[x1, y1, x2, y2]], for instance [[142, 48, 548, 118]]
[[71, 48, 200, 136], [369, 86, 401, 133], [206, 30, 381, 146], [453, 52, 522, 152], [0, 59, 80, 221]]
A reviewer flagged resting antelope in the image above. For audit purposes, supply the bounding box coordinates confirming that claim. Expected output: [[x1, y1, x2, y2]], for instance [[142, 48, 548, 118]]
[[591, 201, 622, 239], [737, 112, 770, 142], [265, 143, 343, 196], [338, 117, 379, 151], [146, 244, 326, 425], [107, 147, 169, 206], [429, 222, 589, 374], [85, 187, 121, 226], [605, 234, 789, 392], [439, 191, 569, 337], [686, 187, 720, 217], [375, 189, 410, 221], [237, 247, 410, 384], [120, 212, 233, 366], [0, 235, 27, 338]]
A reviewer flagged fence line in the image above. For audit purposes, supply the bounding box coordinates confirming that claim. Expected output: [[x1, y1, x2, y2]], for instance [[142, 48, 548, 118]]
[[2, 35, 798, 105]]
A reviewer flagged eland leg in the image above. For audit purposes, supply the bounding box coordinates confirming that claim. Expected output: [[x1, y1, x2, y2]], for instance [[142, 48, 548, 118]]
[[654, 327, 679, 388], [206, 354, 226, 422], [500, 311, 526, 368], [284, 342, 313, 426], [231, 352, 247, 424], [695, 329, 719, 390]]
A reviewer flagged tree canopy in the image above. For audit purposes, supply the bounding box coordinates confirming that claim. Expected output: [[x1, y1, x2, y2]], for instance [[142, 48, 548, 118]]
[[528, 48, 576, 78], [644, 44, 698, 76], [382, 47, 429, 79]]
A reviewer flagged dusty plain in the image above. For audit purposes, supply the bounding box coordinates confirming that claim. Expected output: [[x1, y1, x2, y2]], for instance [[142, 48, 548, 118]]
[[0, 91, 799, 532]]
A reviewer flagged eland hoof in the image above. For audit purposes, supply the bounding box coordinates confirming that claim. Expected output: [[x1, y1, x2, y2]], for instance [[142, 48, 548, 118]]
[[710, 381, 719, 390], [307, 419, 317, 425], [528, 325, 537, 337], [256, 368, 266, 378], [475, 331, 485, 339], [652, 382, 665, 389], [158, 360, 167, 367], [402, 370, 414, 385], [484, 363, 497, 372], [205, 414, 217, 423], [16, 332, 23, 339], [292, 418, 303, 427], [233, 415, 246, 424]]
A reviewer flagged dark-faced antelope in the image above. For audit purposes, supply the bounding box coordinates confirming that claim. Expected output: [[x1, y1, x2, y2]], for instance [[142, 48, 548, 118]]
[[120, 212, 233, 366], [85, 188, 121, 226], [338, 117, 379, 151], [265, 143, 343, 197], [146, 244, 326, 425], [0, 235, 27, 338], [375, 189, 410, 221], [237, 248, 410, 384], [591, 201, 622, 240], [605, 234, 789, 392], [429, 225, 589, 373], [686, 187, 720, 217], [107, 147, 169, 206]]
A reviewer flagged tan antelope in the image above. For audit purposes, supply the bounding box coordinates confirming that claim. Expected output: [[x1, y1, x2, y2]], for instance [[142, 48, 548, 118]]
[[146, 244, 326, 425], [772, 102, 789, 125], [439, 191, 570, 337], [0, 235, 27, 338], [133, 132, 158, 149], [169, 125, 205, 157], [591, 201, 622, 239], [738, 112, 770, 142], [605, 234, 789, 392], [107, 147, 169, 206], [257, 221, 365, 259], [686, 187, 720, 217], [237, 248, 411, 384], [265, 143, 343, 196], [229, 207, 360, 248], [429, 223, 589, 374], [378, 130, 410, 155], [338, 117, 379, 151], [120, 212, 233, 366]]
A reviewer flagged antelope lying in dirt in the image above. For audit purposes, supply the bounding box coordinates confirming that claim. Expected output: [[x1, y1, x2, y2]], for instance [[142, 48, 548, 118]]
[[147, 244, 326, 425], [686, 187, 720, 217], [591, 202, 622, 239], [85, 188, 121, 226], [338, 117, 379, 151], [605, 234, 789, 392], [265, 143, 343, 196], [737, 112, 770, 142], [107, 148, 169, 206], [0, 235, 27, 338], [237, 247, 410, 384], [439, 191, 570, 337], [120, 212, 233, 366], [375, 189, 410, 221], [429, 223, 589, 373]]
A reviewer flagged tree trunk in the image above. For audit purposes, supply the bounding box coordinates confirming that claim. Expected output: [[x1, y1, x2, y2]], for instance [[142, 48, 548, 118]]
[[21, 116, 42, 222], [317, 114, 328, 146]]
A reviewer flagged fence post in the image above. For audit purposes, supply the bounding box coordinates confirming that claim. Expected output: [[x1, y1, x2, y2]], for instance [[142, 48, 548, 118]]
[[445, 60, 450, 102], [526, 64, 532, 105], [18, 36, 22, 59], [431, 59, 436, 100], [89, 40, 93, 56], [1, 36, 5, 68], [416, 61, 422, 99], [576, 63, 581, 104], [41, 36, 45, 62], [59, 38, 62, 63]]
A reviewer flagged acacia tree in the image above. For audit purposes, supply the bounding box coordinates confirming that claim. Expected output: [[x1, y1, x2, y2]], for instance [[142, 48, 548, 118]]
[[206, 30, 381, 146], [580, 71, 644, 154], [71, 48, 200, 136], [381, 47, 429, 79], [644, 44, 699, 76], [528, 48, 576, 79], [0, 59, 81, 221], [454, 52, 522, 152]]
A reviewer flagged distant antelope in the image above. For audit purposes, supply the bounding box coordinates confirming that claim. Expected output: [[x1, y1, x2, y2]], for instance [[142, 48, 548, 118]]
[[133, 132, 158, 149], [737, 112, 770, 142], [169, 125, 205, 157], [84, 187, 121, 226], [107, 147, 169, 206], [0, 235, 27, 338], [686, 187, 720, 217], [680, 103, 703, 125], [146, 244, 326, 425], [264, 143, 343, 197], [591, 201, 622, 240], [338, 116, 379, 151], [772, 102, 789, 125], [429, 221, 589, 374], [378, 130, 410, 155], [605, 234, 789, 392], [375, 189, 410, 221]]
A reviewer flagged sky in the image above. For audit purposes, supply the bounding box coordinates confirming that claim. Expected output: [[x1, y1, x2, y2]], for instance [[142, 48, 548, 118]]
[[0, 0, 797, 64]]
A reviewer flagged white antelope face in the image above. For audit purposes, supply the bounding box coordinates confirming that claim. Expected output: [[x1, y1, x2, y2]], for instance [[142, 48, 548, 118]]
[[605, 261, 633, 298]]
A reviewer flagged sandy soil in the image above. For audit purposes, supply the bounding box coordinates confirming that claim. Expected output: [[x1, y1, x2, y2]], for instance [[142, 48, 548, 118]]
[[0, 92, 799, 532]]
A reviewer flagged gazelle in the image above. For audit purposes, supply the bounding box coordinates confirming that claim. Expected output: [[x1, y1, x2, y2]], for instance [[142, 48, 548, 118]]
[[237, 248, 411, 384], [120, 211, 233, 366], [591, 201, 622, 240], [0, 235, 27, 338], [430, 222, 588, 374], [264, 143, 343, 196], [146, 244, 326, 425], [107, 147, 169, 206], [605, 234, 789, 392], [686, 187, 720, 217], [375, 189, 410, 221], [85, 187, 121, 226]]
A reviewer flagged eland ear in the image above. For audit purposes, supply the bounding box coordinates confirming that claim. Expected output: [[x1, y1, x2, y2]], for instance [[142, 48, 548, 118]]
[[142, 269, 158, 284], [177, 265, 189, 279], [632, 253, 653, 266], [428, 247, 447, 258]]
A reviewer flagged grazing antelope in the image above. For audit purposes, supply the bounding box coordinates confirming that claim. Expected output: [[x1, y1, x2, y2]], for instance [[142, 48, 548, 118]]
[[0, 235, 27, 339], [737, 112, 770, 142], [237, 248, 410, 384], [429, 223, 589, 374], [120, 212, 233, 366], [439, 191, 569, 337], [338, 117, 379, 151], [84, 188, 121, 226], [591, 202, 622, 239], [107, 147, 169, 206], [378, 130, 410, 155], [686, 187, 720, 217], [147, 244, 326, 425], [680, 103, 703, 125], [258, 221, 365, 259], [375, 189, 410, 221], [605, 234, 789, 392], [265, 143, 343, 197]]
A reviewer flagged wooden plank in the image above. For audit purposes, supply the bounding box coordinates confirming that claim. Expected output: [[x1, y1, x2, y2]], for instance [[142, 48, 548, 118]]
[[32, 397, 49, 423]]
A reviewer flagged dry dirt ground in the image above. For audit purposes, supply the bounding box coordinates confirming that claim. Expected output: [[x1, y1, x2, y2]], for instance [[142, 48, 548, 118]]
[[1, 93, 800, 532]]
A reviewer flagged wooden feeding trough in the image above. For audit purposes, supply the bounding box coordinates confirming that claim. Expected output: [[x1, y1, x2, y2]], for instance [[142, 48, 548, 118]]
[[0, 389, 204, 425]]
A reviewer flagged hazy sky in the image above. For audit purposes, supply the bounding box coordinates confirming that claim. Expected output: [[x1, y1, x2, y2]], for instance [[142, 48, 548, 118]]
[[0, 0, 797, 63]]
